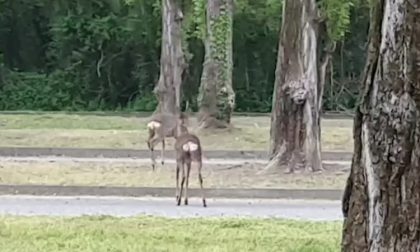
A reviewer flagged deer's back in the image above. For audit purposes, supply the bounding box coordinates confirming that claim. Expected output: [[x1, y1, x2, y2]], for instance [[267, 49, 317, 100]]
[[148, 113, 179, 136]]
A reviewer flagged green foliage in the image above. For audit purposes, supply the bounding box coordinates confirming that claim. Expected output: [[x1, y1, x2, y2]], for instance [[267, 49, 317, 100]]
[[0, 70, 84, 110], [126, 93, 158, 111], [319, 0, 357, 41], [190, 0, 206, 40], [0, 0, 162, 111], [322, 1, 369, 111], [0, 0, 367, 112], [232, 0, 282, 112], [208, 4, 232, 74]]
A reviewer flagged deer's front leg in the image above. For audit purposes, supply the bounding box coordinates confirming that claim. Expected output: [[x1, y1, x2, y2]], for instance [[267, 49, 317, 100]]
[[178, 162, 186, 206], [149, 137, 160, 171], [161, 139, 165, 165], [175, 161, 180, 203]]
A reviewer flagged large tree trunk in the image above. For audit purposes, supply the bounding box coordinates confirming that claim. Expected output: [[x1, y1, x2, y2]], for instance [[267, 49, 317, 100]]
[[341, 0, 420, 251], [197, 0, 235, 129], [154, 0, 186, 115], [265, 0, 323, 173]]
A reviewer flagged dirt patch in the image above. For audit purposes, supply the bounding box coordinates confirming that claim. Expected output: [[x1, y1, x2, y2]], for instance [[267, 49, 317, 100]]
[[0, 146, 353, 161], [0, 127, 352, 151], [0, 113, 353, 129], [0, 159, 349, 189], [0, 114, 353, 151]]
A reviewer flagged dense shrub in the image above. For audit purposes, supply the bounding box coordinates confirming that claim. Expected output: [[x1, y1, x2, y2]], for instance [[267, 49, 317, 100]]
[[0, 0, 368, 112]]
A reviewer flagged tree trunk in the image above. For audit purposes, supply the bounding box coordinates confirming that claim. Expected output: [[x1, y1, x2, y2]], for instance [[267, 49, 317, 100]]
[[197, 0, 235, 128], [154, 0, 186, 115], [266, 0, 323, 173], [341, 0, 420, 251]]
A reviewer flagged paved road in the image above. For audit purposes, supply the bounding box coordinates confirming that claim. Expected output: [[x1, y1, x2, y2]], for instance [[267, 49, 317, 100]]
[[0, 195, 342, 221]]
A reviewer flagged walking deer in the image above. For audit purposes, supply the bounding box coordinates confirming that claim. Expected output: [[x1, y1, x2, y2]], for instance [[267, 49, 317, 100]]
[[173, 115, 206, 207], [146, 112, 189, 170]]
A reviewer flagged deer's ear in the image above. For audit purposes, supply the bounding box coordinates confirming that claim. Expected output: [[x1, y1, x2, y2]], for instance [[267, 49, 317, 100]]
[[178, 112, 188, 125]]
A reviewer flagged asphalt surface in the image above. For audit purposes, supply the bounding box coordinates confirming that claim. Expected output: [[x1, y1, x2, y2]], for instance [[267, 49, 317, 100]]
[[0, 195, 342, 221]]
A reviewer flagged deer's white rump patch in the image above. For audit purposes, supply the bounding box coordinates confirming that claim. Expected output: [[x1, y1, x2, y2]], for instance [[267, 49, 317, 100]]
[[182, 142, 198, 152], [147, 121, 161, 129]]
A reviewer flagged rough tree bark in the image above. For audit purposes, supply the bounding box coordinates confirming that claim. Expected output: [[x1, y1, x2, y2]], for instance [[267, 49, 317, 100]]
[[154, 0, 186, 115], [197, 0, 235, 128], [266, 0, 329, 173], [341, 0, 420, 251]]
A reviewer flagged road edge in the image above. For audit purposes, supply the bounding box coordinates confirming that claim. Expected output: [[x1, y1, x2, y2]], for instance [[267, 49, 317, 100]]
[[0, 184, 344, 201]]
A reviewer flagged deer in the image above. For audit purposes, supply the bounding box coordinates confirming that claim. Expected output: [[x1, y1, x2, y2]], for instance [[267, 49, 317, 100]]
[[173, 114, 207, 207], [146, 112, 189, 170]]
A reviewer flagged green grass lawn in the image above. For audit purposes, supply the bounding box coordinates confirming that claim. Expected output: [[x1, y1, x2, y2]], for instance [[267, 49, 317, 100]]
[[0, 113, 354, 151], [0, 216, 341, 252]]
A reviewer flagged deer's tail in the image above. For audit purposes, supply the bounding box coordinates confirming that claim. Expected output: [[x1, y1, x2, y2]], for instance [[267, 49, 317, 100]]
[[147, 121, 161, 130], [182, 141, 199, 152], [146, 121, 161, 143]]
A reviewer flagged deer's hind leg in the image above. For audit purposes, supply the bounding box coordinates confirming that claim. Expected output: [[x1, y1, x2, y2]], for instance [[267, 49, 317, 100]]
[[198, 160, 206, 207], [184, 161, 191, 205], [177, 161, 186, 206], [146, 128, 154, 149], [175, 159, 180, 203]]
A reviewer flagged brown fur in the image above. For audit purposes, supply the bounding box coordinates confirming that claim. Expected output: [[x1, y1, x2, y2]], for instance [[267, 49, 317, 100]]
[[146, 112, 188, 170], [174, 128, 206, 207]]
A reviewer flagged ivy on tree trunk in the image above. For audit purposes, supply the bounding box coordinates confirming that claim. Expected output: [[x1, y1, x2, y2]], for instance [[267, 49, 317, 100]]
[[341, 0, 420, 250], [197, 0, 235, 128], [265, 0, 327, 174], [154, 0, 186, 115]]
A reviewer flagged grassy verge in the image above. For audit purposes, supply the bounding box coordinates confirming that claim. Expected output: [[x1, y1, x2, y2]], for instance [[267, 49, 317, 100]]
[[0, 114, 353, 151], [0, 160, 348, 189], [0, 216, 341, 252], [0, 113, 353, 130]]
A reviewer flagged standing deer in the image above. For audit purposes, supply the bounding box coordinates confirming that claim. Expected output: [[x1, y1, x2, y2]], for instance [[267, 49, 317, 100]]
[[173, 115, 207, 207], [146, 112, 189, 170]]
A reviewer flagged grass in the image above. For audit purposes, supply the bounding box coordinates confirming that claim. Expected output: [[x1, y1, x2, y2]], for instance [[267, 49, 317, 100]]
[[0, 216, 341, 252], [0, 159, 348, 189], [0, 113, 353, 151]]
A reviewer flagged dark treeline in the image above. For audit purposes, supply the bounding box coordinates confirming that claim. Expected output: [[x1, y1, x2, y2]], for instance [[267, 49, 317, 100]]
[[0, 0, 368, 112]]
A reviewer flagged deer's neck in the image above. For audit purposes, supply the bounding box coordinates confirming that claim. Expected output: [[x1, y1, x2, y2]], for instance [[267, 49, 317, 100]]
[[175, 125, 188, 138]]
